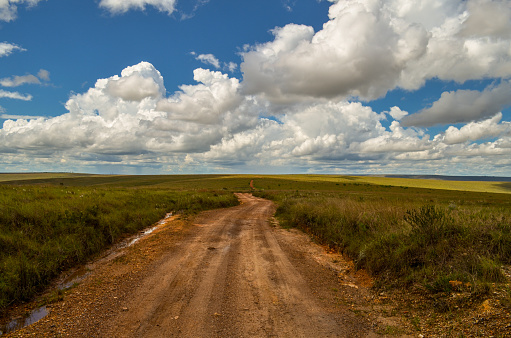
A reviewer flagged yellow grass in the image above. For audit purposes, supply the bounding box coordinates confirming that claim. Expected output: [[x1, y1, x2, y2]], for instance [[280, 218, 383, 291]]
[[259, 175, 511, 194]]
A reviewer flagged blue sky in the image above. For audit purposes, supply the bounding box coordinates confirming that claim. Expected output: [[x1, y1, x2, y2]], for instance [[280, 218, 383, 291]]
[[1, 0, 511, 175]]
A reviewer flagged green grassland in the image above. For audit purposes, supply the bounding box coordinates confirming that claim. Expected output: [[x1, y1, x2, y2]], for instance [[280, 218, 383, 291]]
[[1, 173, 511, 313], [0, 176, 241, 312], [251, 176, 511, 296], [0, 173, 98, 183]]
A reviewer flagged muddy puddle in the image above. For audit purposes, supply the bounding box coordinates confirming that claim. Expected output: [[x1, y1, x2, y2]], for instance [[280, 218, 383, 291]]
[[125, 212, 173, 247], [56, 212, 174, 291], [0, 306, 48, 336]]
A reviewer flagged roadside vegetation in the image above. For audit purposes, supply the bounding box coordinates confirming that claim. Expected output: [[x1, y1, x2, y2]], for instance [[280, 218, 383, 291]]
[[0, 182, 238, 312], [254, 185, 511, 296]]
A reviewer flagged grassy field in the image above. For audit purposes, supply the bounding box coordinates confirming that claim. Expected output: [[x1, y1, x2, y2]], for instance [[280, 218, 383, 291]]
[[1, 173, 511, 312], [251, 176, 511, 296], [0, 173, 99, 183], [0, 176, 241, 312], [2, 173, 510, 193]]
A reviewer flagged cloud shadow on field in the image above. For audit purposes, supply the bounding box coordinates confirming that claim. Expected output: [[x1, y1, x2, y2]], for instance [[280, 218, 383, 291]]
[[496, 182, 511, 192]]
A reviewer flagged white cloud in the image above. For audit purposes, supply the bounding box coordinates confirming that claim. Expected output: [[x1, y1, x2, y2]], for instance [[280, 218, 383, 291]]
[[0, 62, 256, 159], [460, 0, 511, 39], [65, 61, 165, 121], [240, 3, 428, 103], [0, 113, 44, 120], [193, 53, 238, 72], [388, 106, 408, 121], [240, 0, 511, 104], [226, 62, 237, 73], [2, 60, 511, 175], [37, 69, 50, 81], [0, 42, 26, 57], [195, 53, 221, 69], [0, 74, 39, 87], [0, 0, 45, 22], [0, 69, 50, 87], [99, 0, 177, 15], [402, 81, 511, 126], [156, 68, 242, 123], [0, 89, 32, 101], [396, 0, 511, 89], [442, 113, 510, 144], [105, 64, 164, 102], [153, 68, 258, 152]]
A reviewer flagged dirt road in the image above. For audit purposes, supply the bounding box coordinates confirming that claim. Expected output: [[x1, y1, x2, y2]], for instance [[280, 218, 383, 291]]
[[7, 194, 385, 337]]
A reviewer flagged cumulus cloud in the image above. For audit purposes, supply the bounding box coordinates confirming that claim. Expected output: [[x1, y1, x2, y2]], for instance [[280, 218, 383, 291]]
[[241, 0, 511, 104], [402, 81, 511, 126], [396, 0, 511, 88], [99, 0, 177, 15], [0, 62, 169, 156], [442, 113, 510, 144], [0, 0, 45, 22], [0, 89, 32, 101], [0, 113, 44, 120], [460, 0, 511, 39], [65, 62, 165, 120], [0, 42, 26, 57], [156, 68, 243, 123], [240, 2, 427, 103], [152, 68, 258, 152], [2, 60, 511, 174], [105, 64, 164, 102], [0, 62, 256, 160]]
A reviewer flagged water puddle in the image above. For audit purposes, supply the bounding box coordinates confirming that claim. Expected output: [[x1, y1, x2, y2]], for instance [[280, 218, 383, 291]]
[[0, 306, 48, 336], [58, 266, 91, 290], [125, 212, 173, 248]]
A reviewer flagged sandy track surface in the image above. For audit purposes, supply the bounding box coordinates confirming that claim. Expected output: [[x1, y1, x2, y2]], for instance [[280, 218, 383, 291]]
[[7, 194, 385, 337]]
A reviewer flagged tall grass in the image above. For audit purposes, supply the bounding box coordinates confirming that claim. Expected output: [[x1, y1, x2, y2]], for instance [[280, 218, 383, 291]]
[[256, 190, 511, 293], [0, 185, 238, 311]]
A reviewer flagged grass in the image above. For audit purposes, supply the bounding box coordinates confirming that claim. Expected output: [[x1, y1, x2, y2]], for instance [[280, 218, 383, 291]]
[[0, 181, 238, 312], [2, 173, 510, 194], [252, 177, 511, 294], [250, 174, 511, 194]]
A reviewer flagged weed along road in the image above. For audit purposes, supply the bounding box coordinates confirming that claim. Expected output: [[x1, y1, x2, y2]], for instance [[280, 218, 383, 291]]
[[8, 194, 381, 337]]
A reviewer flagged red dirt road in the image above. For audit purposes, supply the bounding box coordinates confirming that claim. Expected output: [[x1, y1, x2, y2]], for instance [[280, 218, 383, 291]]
[[7, 194, 382, 337]]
